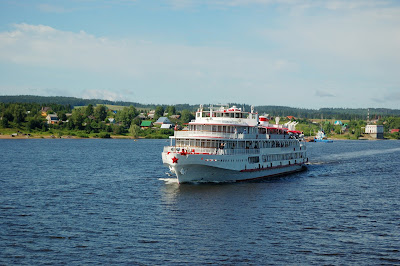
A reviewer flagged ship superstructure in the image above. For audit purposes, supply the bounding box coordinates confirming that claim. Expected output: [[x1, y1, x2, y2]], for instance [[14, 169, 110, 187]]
[[162, 105, 307, 183]]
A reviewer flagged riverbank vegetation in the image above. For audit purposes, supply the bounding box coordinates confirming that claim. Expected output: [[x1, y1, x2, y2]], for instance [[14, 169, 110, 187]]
[[1, 99, 399, 139], [0, 102, 180, 139], [2, 95, 400, 119]]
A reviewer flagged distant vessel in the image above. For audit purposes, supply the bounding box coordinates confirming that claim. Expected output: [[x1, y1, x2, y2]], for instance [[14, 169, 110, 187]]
[[162, 105, 308, 183], [314, 130, 333, 143]]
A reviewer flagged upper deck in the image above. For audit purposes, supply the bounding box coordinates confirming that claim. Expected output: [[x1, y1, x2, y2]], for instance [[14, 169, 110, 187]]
[[191, 105, 259, 127], [170, 105, 302, 141]]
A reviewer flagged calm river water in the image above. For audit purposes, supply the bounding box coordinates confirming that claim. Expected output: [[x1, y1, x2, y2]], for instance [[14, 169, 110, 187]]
[[1, 139, 399, 264]]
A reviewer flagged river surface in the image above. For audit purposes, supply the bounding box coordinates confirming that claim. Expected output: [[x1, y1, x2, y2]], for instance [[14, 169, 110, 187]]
[[1, 139, 399, 264]]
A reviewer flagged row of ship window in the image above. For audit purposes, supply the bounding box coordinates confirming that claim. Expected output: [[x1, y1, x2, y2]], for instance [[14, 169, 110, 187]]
[[188, 125, 286, 135], [261, 153, 304, 163], [206, 153, 305, 164], [175, 139, 300, 149]]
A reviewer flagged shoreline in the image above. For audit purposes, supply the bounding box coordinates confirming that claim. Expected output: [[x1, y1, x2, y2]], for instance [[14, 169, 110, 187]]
[[1, 134, 395, 141], [0, 134, 140, 140]]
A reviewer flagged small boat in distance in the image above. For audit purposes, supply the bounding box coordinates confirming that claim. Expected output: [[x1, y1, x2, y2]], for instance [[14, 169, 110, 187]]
[[162, 105, 308, 183], [314, 130, 333, 143]]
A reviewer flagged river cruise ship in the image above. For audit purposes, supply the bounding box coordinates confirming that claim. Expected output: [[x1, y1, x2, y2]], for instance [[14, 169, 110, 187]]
[[162, 105, 307, 183]]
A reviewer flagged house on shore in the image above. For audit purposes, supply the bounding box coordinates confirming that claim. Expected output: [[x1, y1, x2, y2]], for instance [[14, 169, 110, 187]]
[[41, 107, 51, 117], [169, 114, 181, 119], [147, 110, 155, 119], [136, 113, 146, 120], [154, 117, 172, 125], [46, 114, 59, 124], [161, 124, 174, 129], [364, 124, 384, 139], [140, 120, 153, 128]]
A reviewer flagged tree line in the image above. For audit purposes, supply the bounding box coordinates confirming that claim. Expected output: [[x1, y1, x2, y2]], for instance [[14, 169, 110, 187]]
[[1, 101, 399, 139], [1, 96, 400, 119], [0, 102, 196, 138]]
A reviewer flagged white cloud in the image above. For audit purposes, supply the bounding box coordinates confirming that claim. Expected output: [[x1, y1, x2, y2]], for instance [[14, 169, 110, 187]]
[[0, 23, 300, 104], [0, 23, 289, 81], [82, 89, 126, 101]]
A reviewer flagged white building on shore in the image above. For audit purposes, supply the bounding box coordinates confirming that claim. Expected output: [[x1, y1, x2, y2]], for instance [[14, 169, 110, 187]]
[[364, 124, 384, 139]]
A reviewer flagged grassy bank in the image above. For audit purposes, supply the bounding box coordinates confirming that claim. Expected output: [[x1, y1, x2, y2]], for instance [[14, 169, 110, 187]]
[[0, 127, 173, 139]]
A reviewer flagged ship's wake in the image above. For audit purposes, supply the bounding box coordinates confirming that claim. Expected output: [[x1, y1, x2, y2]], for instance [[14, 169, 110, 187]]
[[311, 147, 400, 165], [329, 147, 400, 161], [159, 178, 179, 184]]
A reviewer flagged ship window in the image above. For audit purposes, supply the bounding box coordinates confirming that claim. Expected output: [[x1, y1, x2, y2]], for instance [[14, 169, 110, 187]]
[[248, 156, 260, 163]]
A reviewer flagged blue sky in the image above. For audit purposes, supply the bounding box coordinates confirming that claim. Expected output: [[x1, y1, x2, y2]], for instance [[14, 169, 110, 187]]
[[0, 0, 399, 109]]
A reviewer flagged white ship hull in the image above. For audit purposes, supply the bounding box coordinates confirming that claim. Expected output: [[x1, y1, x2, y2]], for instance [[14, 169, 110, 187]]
[[169, 163, 305, 183], [162, 152, 307, 184]]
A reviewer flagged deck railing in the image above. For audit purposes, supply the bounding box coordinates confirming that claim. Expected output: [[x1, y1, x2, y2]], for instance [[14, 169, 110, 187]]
[[173, 130, 293, 140], [163, 146, 261, 155]]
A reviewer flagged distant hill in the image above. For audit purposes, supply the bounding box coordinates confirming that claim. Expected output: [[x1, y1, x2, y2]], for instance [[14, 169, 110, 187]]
[[1, 95, 399, 119], [228, 103, 400, 120], [0, 95, 149, 108], [254, 106, 400, 120]]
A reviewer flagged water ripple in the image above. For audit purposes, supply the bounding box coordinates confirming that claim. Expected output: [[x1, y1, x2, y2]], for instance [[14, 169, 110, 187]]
[[0, 139, 399, 264]]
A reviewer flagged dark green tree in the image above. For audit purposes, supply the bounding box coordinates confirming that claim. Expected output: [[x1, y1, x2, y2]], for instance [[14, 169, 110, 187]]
[[57, 111, 67, 122], [166, 106, 176, 115], [66, 119, 74, 130], [354, 128, 361, 139], [154, 106, 164, 120], [27, 116, 43, 130], [129, 124, 140, 138], [2, 111, 13, 122], [94, 105, 107, 121], [334, 125, 342, 134], [132, 117, 141, 126], [115, 106, 137, 127], [71, 111, 85, 130], [323, 122, 333, 133], [85, 104, 94, 117], [181, 110, 195, 123], [1, 117, 9, 128], [12, 104, 26, 124], [112, 124, 124, 135]]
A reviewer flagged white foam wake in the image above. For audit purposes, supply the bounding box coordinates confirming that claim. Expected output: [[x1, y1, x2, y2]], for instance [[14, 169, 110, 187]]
[[159, 178, 178, 184], [329, 147, 400, 161]]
